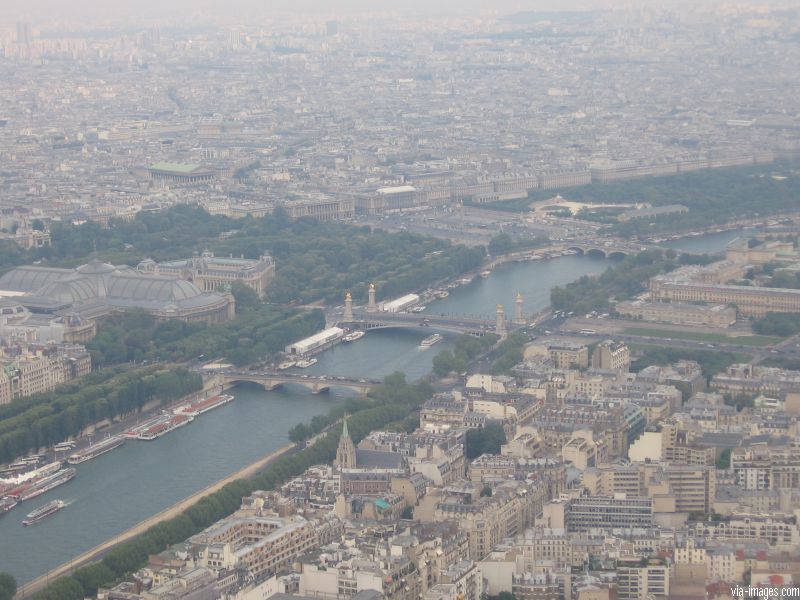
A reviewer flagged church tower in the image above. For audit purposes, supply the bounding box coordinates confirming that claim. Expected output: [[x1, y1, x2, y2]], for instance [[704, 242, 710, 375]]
[[335, 417, 356, 469]]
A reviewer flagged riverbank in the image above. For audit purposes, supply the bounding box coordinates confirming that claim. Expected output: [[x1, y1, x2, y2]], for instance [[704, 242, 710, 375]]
[[15, 441, 295, 599]]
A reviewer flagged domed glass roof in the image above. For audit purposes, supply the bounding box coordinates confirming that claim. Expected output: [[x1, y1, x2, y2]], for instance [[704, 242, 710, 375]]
[[76, 259, 117, 276]]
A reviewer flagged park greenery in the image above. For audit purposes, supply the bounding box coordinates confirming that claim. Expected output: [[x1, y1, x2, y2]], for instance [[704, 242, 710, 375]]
[[487, 232, 549, 256], [630, 344, 748, 380], [722, 392, 757, 412], [0, 204, 486, 305], [622, 327, 782, 347], [491, 332, 529, 375], [29, 373, 433, 600], [432, 333, 499, 377], [87, 305, 325, 368], [465, 422, 507, 459], [761, 357, 800, 371], [467, 162, 800, 236], [550, 249, 713, 315], [0, 367, 201, 465], [753, 312, 800, 337]]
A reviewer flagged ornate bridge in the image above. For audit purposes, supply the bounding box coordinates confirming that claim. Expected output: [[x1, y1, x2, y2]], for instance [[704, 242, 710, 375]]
[[220, 371, 378, 395], [328, 285, 529, 336], [330, 309, 525, 336]]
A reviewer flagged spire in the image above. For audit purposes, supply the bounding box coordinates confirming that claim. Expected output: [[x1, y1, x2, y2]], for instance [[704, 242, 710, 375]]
[[335, 415, 356, 469]]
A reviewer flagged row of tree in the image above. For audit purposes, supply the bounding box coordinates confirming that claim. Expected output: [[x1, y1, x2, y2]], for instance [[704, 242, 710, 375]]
[[30, 373, 433, 600], [432, 333, 499, 377], [87, 304, 325, 368], [753, 312, 800, 337], [491, 332, 529, 375], [0, 367, 201, 465]]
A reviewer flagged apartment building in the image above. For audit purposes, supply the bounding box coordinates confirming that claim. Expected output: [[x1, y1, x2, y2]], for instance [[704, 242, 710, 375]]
[[0, 343, 91, 404]]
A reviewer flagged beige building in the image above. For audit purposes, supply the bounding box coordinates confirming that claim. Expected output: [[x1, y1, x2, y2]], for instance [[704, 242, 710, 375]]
[[190, 492, 342, 580], [562, 434, 600, 470], [281, 197, 355, 221], [137, 250, 275, 299], [582, 462, 716, 515], [548, 342, 589, 370], [731, 444, 800, 490], [429, 480, 550, 560], [615, 300, 737, 328], [300, 551, 421, 600], [591, 341, 630, 373], [0, 343, 91, 404], [649, 276, 800, 318], [424, 561, 483, 600], [615, 558, 670, 600]]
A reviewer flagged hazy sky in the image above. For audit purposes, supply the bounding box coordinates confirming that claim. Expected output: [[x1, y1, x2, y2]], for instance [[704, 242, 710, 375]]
[[1, 0, 795, 26]]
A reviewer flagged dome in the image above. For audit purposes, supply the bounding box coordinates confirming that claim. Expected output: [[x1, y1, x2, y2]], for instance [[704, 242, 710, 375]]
[[76, 258, 117, 276], [106, 275, 204, 302], [37, 278, 97, 303]]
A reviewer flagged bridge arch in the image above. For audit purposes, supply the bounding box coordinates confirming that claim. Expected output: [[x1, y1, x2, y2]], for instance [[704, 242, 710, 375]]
[[222, 375, 374, 396], [584, 247, 608, 258]]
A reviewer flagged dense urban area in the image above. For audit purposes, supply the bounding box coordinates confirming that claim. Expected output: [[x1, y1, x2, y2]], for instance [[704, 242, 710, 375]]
[[2, 3, 800, 600]]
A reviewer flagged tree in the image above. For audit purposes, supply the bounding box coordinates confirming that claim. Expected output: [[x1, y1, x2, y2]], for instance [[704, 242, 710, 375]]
[[488, 233, 513, 255], [489, 592, 517, 600], [289, 423, 312, 443], [480, 485, 492, 497], [716, 448, 732, 470], [0, 573, 16, 600], [432, 350, 457, 377], [401, 506, 414, 519], [465, 423, 507, 459], [230, 282, 260, 310]]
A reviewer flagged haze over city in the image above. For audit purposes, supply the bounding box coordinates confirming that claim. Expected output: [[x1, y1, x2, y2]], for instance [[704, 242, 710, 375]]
[[0, 1, 799, 600]]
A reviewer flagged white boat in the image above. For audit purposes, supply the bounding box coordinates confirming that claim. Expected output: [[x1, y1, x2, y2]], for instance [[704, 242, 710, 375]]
[[277, 360, 296, 370], [343, 331, 365, 342], [295, 358, 318, 368], [410, 305, 427, 313], [23, 499, 66, 525], [480, 270, 491, 278], [420, 334, 443, 347], [66, 435, 125, 465]]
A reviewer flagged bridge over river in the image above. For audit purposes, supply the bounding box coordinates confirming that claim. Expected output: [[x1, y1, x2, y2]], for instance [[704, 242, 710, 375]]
[[218, 371, 379, 395], [333, 308, 524, 336]]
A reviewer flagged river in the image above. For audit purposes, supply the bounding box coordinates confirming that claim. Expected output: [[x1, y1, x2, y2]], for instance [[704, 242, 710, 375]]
[[661, 228, 755, 254], [3, 239, 738, 586]]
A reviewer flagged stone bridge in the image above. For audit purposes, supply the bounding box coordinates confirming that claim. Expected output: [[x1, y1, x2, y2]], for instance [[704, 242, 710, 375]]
[[220, 371, 378, 395], [562, 241, 648, 258]]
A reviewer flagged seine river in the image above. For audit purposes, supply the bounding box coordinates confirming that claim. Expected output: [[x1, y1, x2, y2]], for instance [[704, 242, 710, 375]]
[[0, 233, 734, 585], [662, 228, 754, 254]]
